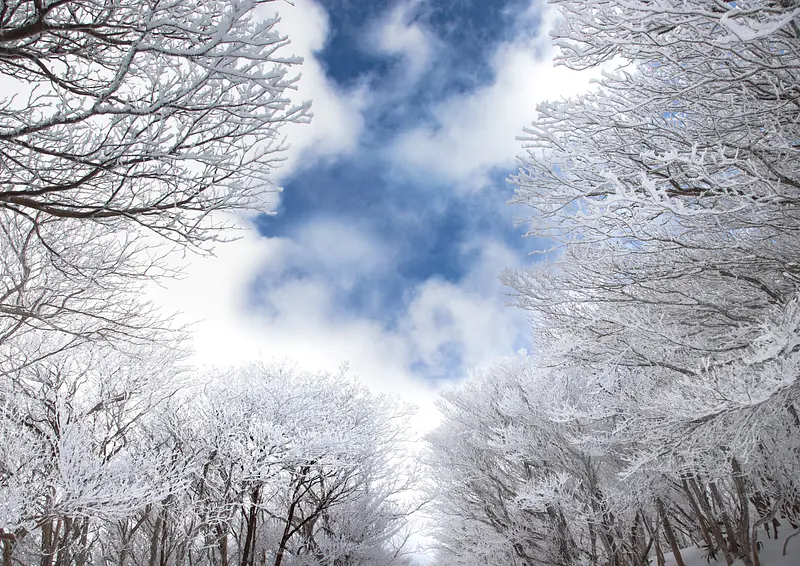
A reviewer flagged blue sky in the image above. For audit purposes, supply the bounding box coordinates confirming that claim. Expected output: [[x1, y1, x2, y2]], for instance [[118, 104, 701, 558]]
[[153, 0, 596, 421]]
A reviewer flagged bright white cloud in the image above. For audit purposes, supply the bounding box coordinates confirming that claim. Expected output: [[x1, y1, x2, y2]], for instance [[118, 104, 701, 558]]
[[391, 1, 600, 190], [289, 219, 394, 290], [403, 278, 522, 375], [147, 225, 434, 431], [401, 239, 526, 376], [371, 1, 435, 82], [148, 218, 527, 435], [265, 0, 369, 180]]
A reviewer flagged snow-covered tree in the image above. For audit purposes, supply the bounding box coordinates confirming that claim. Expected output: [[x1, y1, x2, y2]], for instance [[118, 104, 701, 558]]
[[0, 0, 311, 370], [427, 356, 603, 566], [0, 359, 421, 566], [0, 0, 310, 245], [192, 363, 418, 566], [0, 339, 189, 566], [430, 2, 800, 566], [69, 363, 420, 566]]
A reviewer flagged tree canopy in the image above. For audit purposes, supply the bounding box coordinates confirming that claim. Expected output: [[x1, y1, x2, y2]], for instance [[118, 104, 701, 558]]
[[427, 1, 800, 565]]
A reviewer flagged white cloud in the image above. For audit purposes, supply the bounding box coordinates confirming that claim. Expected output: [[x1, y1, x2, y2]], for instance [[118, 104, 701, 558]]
[[391, 1, 600, 190], [147, 218, 527, 436], [264, 0, 369, 180], [289, 218, 394, 289], [403, 279, 521, 375], [371, 1, 435, 82], [147, 224, 438, 431], [401, 237, 527, 375], [141, 0, 556, 454]]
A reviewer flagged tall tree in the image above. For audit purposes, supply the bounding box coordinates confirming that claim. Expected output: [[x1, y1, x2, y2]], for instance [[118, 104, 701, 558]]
[[431, 2, 800, 565]]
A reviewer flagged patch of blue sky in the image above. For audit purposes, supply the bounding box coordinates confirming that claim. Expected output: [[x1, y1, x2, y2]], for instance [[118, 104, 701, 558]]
[[246, 0, 554, 382], [411, 339, 464, 383], [318, 0, 535, 95], [414, 0, 531, 93], [310, 0, 387, 85], [255, 156, 538, 324]]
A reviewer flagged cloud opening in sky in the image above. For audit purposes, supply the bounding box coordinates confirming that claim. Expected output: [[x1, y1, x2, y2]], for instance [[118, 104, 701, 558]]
[[151, 0, 597, 433]]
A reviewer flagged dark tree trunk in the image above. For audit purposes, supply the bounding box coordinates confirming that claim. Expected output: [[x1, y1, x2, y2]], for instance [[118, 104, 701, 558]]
[[656, 498, 686, 566], [730, 459, 754, 566], [149, 508, 163, 566], [274, 496, 299, 566], [55, 517, 73, 566], [241, 486, 260, 566], [688, 476, 734, 566], [40, 519, 60, 566], [682, 477, 715, 550], [1, 533, 14, 566], [216, 525, 229, 566], [654, 526, 666, 566], [710, 481, 742, 559], [159, 508, 169, 566]]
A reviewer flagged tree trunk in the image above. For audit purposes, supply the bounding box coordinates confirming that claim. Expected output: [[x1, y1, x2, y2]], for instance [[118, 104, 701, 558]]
[[75, 518, 89, 566], [149, 508, 163, 566], [546, 504, 576, 566], [689, 476, 734, 566], [749, 496, 783, 566], [588, 521, 598, 566], [1, 533, 13, 566], [710, 481, 742, 559], [216, 525, 229, 566], [159, 508, 169, 566], [654, 526, 666, 566], [681, 477, 715, 551], [656, 498, 686, 566], [274, 496, 298, 566], [241, 486, 260, 566], [118, 514, 148, 566], [730, 459, 754, 566], [40, 519, 60, 566], [55, 517, 73, 566]]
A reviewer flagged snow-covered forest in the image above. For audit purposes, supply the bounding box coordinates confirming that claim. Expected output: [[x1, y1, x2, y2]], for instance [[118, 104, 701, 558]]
[[1, 0, 799, 565], [427, 1, 800, 565]]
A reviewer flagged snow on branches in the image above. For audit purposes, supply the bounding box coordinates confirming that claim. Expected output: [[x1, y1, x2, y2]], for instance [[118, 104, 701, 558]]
[[430, 1, 800, 566]]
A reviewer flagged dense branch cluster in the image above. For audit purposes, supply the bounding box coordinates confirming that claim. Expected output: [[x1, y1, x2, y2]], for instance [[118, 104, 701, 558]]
[[427, 1, 800, 565], [0, 0, 313, 373], [0, 0, 309, 234], [1, 357, 418, 566]]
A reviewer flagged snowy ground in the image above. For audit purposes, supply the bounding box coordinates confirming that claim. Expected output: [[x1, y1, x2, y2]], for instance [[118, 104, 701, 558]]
[[664, 533, 800, 566]]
